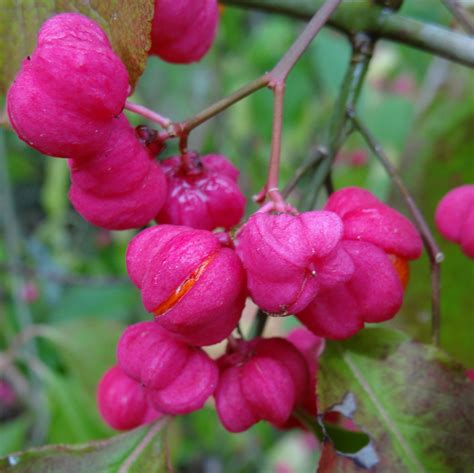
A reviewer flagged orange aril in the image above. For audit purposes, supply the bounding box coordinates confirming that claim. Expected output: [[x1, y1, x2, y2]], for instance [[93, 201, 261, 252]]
[[387, 253, 410, 289], [153, 254, 216, 317]]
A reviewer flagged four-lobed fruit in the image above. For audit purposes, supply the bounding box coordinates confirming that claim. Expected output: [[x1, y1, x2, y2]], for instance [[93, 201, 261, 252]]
[[235, 210, 354, 316], [297, 187, 423, 339], [7, 13, 128, 159], [126, 225, 247, 346], [157, 153, 246, 231], [215, 337, 309, 433], [435, 184, 474, 259], [149, 0, 219, 63], [97, 365, 163, 431], [117, 322, 218, 415]]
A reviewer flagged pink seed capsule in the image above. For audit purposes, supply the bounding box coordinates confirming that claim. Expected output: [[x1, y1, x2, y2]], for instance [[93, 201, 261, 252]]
[[97, 365, 163, 431], [7, 13, 129, 158], [325, 187, 422, 260], [69, 152, 167, 230], [215, 338, 308, 432], [69, 115, 153, 197], [157, 153, 246, 231], [126, 226, 246, 346], [435, 184, 474, 259], [117, 322, 218, 415], [297, 240, 404, 340], [235, 210, 354, 316], [149, 0, 219, 64]]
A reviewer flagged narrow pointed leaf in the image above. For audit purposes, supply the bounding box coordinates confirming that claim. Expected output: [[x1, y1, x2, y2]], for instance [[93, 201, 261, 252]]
[[0, 419, 169, 473]]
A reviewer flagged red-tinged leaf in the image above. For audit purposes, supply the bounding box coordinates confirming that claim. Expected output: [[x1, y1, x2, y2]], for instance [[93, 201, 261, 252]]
[[318, 442, 371, 473], [317, 327, 474, 472], [0, 419, 170, 473]]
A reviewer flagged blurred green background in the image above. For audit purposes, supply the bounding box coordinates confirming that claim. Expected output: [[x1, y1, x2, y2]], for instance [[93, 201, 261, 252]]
[[0, 1, 473, 471]]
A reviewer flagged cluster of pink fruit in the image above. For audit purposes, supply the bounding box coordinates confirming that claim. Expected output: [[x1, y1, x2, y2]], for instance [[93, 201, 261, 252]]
[[92, 186, 421, 432], [8, 2, 472, 436], [98, 321, 324, 433]]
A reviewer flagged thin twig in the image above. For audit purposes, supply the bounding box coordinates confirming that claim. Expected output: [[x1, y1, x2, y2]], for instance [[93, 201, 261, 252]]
[[308, 33, 374, 201], [283, 146, 328, 198], [264, 0, 342, 209], [221, 0, 474, 68], [124, 101, 171, 128], [324, 173, 335, 196], [179, 75, 270, 134], [270, 0, 343, 82], [266, 82, 287, 210], [441, 0, 474, 35], [349, 112, 443, 346]]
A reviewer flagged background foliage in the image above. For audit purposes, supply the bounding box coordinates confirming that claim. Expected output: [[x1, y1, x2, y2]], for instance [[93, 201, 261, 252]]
[[0, 1, 473, 472]]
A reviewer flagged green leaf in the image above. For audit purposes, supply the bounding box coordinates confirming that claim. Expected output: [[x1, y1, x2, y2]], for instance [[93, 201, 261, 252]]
[[0, 417, 31, 458], [0, 0, 155, 94], [52, 318, 124, 393], [317, 327, 474, 472], [0, 419, 170, 473]]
